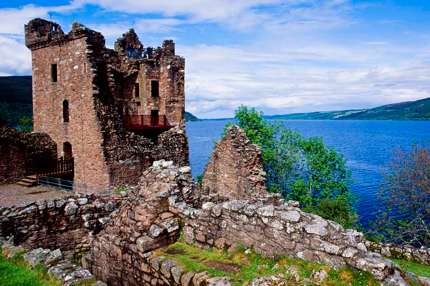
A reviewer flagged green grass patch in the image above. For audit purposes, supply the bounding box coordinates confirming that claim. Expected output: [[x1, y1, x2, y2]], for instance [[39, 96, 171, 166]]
[[0, 252, 61, 286], [155, 241, 380, 286], [392, 258, 430, 278]]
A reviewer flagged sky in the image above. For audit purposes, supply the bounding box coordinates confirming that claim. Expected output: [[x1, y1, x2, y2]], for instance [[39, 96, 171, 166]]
[[1, 0, 430, 118]]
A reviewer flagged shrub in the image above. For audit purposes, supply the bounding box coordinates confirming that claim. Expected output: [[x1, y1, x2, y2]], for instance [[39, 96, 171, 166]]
[[371, 145, 430, 247], [17, 116, 33, 132], [232, 106, 356, 227]]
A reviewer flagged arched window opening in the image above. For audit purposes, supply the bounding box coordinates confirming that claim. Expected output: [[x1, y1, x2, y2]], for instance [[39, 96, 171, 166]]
[[63, 142, 73, 160], [63, 100, 69, 122]]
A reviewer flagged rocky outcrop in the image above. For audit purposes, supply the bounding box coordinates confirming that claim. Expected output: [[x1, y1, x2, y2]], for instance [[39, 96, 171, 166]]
[[202, 125, 267, 200], [0, 127, 57, 184], [0, 193, 122, 254]]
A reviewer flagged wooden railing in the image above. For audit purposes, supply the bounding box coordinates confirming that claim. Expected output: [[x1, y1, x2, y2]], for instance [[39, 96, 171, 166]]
[[124, 115, 171, 131]]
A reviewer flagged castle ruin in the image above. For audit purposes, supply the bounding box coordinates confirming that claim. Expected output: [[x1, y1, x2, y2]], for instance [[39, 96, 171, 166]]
[[24, 19, 188, 192]]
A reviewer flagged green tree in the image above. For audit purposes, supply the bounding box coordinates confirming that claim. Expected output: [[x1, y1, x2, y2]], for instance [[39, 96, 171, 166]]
[[17, 116, 33, 132], [233, 106, 356, 227]]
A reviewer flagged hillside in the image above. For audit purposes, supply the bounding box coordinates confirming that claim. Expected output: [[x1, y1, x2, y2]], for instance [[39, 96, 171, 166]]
[[185, 111, 199, 122], [266, 98, 430, 120]]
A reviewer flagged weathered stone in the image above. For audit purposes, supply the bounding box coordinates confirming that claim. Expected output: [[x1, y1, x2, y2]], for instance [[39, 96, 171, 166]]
[[180, 272, 195, 286], [23, 248, 51, 267], [160, 260, 175, 279], [25, 18, 188, 192], [202, 125, 267, 199], [44, 249, 63, 266], [206, 277, 231, 286], [279, 210, 300, 223]]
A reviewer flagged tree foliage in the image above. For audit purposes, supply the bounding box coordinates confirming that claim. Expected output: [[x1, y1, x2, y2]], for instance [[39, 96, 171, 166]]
[[233, 106, 356, 227], [371, 145, 430, 247], [17, 116, 33, 132]]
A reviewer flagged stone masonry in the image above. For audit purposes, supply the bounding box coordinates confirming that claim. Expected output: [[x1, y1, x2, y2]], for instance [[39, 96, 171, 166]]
[[202, 125, 267, 199], [0, 193, 123, 255], [25, 18, 188, 192], [83, 160, 411, 285], [0, 127, 57, 184]]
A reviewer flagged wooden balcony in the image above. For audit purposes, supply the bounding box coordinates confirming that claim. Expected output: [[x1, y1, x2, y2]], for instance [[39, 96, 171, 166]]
[[124, 114, 172, 131]]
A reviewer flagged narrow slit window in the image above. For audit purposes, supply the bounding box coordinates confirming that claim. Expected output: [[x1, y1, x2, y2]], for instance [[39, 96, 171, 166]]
[[134, 83, 140, 98], [51, 64, 58, 82], [63, 100, 69, 123], [151, 80, 159, 98]]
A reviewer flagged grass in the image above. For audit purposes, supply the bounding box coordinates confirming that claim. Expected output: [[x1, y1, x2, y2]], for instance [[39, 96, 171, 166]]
[[155, 241, 380, 286], [392, 258, 430, 278], [0, 252, 61, 286]]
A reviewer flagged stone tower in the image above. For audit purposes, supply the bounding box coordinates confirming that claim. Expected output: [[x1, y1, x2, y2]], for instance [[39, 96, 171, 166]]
[[25, 18, 188, 192]]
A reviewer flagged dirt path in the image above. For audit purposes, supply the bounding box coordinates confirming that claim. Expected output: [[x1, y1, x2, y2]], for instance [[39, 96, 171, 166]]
[[0, 184, 70, 207]]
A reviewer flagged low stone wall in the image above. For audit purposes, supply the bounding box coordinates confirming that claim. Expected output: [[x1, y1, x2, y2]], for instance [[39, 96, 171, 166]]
[[366, 241, 430, 266], [0, 127, 57, 184], [183, 199, 405, 283], [0, 193, 122, 255]]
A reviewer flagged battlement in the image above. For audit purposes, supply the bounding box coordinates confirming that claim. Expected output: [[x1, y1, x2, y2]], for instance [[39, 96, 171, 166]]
[[25, 18, 105, 51]]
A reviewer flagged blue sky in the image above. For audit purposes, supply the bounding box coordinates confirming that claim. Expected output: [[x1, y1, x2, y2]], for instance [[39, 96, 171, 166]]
[[1, 0, 430, 118]]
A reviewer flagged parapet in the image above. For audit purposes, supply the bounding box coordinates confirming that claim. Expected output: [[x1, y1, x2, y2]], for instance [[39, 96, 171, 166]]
[[25, 18, 64, 50], [25, 19, 105, 51]]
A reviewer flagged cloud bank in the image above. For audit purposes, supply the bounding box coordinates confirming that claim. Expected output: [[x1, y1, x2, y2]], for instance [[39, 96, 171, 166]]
[[1, 0, 430, 118]]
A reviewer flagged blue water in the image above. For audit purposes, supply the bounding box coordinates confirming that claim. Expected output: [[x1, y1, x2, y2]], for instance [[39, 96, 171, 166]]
[[186, 120, 430, 225]]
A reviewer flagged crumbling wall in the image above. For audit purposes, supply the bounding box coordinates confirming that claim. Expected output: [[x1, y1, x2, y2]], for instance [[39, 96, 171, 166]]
[[182, 199, 405, 282], [202, 125, 267, 200], [0, 193, 122, 255], [0, 127, 57, 184], [86, 161, 196, 285]]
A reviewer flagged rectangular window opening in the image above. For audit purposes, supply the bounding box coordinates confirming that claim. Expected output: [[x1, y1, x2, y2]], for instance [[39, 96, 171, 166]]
[[134, 83, 140, 98], [51, 64, 58, 83], [151, 80, 159, 98]]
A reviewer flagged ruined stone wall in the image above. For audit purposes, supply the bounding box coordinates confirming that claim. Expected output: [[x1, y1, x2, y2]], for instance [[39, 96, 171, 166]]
[[86, 161, 196, 285], [25, 19, 188, 192], [202, 125, 267, 200], [366, 241, 430, 266], [160, 40, 185, 127], [0, 193, 122, 255], [0, 127, 57, 184], [27, 19, 110, 191], [182, 199, 404, 283]]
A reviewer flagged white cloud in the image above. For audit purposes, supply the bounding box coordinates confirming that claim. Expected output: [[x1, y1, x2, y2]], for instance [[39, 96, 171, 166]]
[[180, 43, 430, 118], [0, 36, 31, 75], [0, 2, 82, 35]]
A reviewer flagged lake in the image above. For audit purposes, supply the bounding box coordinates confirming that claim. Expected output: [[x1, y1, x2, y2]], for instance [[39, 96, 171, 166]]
[[186, 119, 430, 225]]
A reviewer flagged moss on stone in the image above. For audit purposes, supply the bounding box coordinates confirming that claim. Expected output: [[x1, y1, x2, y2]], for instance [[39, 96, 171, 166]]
[[155, 241, 380, 286]]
